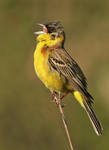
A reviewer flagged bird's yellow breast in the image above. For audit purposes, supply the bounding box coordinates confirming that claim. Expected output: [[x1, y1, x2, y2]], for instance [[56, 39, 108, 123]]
[[34, 41, 65, 92]]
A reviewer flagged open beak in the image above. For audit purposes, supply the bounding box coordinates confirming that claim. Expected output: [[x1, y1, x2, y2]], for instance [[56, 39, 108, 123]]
[[34, 31, 45, 35], [34, 24, 47, 35]]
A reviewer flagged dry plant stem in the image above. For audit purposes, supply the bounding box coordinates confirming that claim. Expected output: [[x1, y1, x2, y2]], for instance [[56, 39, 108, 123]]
[[55, 95, 74, 150]]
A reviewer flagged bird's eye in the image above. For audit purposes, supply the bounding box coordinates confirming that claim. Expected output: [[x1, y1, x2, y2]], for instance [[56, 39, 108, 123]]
[[51, 34, 56, 40]]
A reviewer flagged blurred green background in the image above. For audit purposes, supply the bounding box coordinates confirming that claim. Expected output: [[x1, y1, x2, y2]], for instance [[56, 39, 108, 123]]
[[0, 0, 109, 149]]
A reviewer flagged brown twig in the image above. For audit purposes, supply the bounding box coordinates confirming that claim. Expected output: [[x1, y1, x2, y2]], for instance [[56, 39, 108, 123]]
[[54, 94, 74, 150]]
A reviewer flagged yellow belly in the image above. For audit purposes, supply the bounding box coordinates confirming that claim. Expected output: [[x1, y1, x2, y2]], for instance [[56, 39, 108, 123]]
[[34, 44, 65, 92]]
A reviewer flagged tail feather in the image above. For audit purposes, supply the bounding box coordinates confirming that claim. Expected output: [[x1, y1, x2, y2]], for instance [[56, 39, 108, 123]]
[[73, 90, 102, 135], [83, 101, 102, 136]]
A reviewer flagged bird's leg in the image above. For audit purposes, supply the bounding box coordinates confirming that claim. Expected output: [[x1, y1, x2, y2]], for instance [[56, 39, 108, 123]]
[[53, 92, 61, 107], [58, 92, 64, 107], [51, 91, 61, 106], [51, 91, 57, 101], [56, 92, 65, 107], [59, 92, 68, 107], [51, 92, 68, 107], [51, 91, 59, 106], [60, 92, 68, 100]]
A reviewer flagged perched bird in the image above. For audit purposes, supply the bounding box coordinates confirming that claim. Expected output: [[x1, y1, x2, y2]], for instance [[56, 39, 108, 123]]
[[34, 21, 102, 135]]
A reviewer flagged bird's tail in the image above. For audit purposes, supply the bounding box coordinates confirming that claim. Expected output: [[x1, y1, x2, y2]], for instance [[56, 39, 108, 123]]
[[73, 91, 102, 136], [83, 101, 102, 136]]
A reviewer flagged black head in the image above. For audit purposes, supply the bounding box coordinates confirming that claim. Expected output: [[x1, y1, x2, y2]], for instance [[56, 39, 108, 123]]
[[36, 21, 65, 47], [44, 21, 64, 34]]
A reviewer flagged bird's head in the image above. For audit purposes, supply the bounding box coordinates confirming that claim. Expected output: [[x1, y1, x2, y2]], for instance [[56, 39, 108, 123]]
[[35, 21, 65, 47]]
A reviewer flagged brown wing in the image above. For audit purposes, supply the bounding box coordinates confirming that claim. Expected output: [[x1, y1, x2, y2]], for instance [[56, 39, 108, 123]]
[[48, 47, 102, 135], [48, 47, 93, 104]]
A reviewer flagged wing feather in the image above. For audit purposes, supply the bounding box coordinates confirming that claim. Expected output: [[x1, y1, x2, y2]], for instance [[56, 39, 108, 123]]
[[48, 47, 93, 105]]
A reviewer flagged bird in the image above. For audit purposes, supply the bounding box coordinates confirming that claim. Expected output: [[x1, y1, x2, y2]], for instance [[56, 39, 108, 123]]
[[34, 21, 102, 136]]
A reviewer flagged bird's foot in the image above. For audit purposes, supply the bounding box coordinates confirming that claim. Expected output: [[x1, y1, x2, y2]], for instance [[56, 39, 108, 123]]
[[60, 92, 68, 100], [51, 92, 62, 107], [51, 92, 57, 102], [51, 92, 67, 107]]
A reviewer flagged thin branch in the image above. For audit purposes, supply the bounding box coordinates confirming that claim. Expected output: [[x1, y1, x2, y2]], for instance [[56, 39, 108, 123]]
[[54, 95, 74, 150]]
